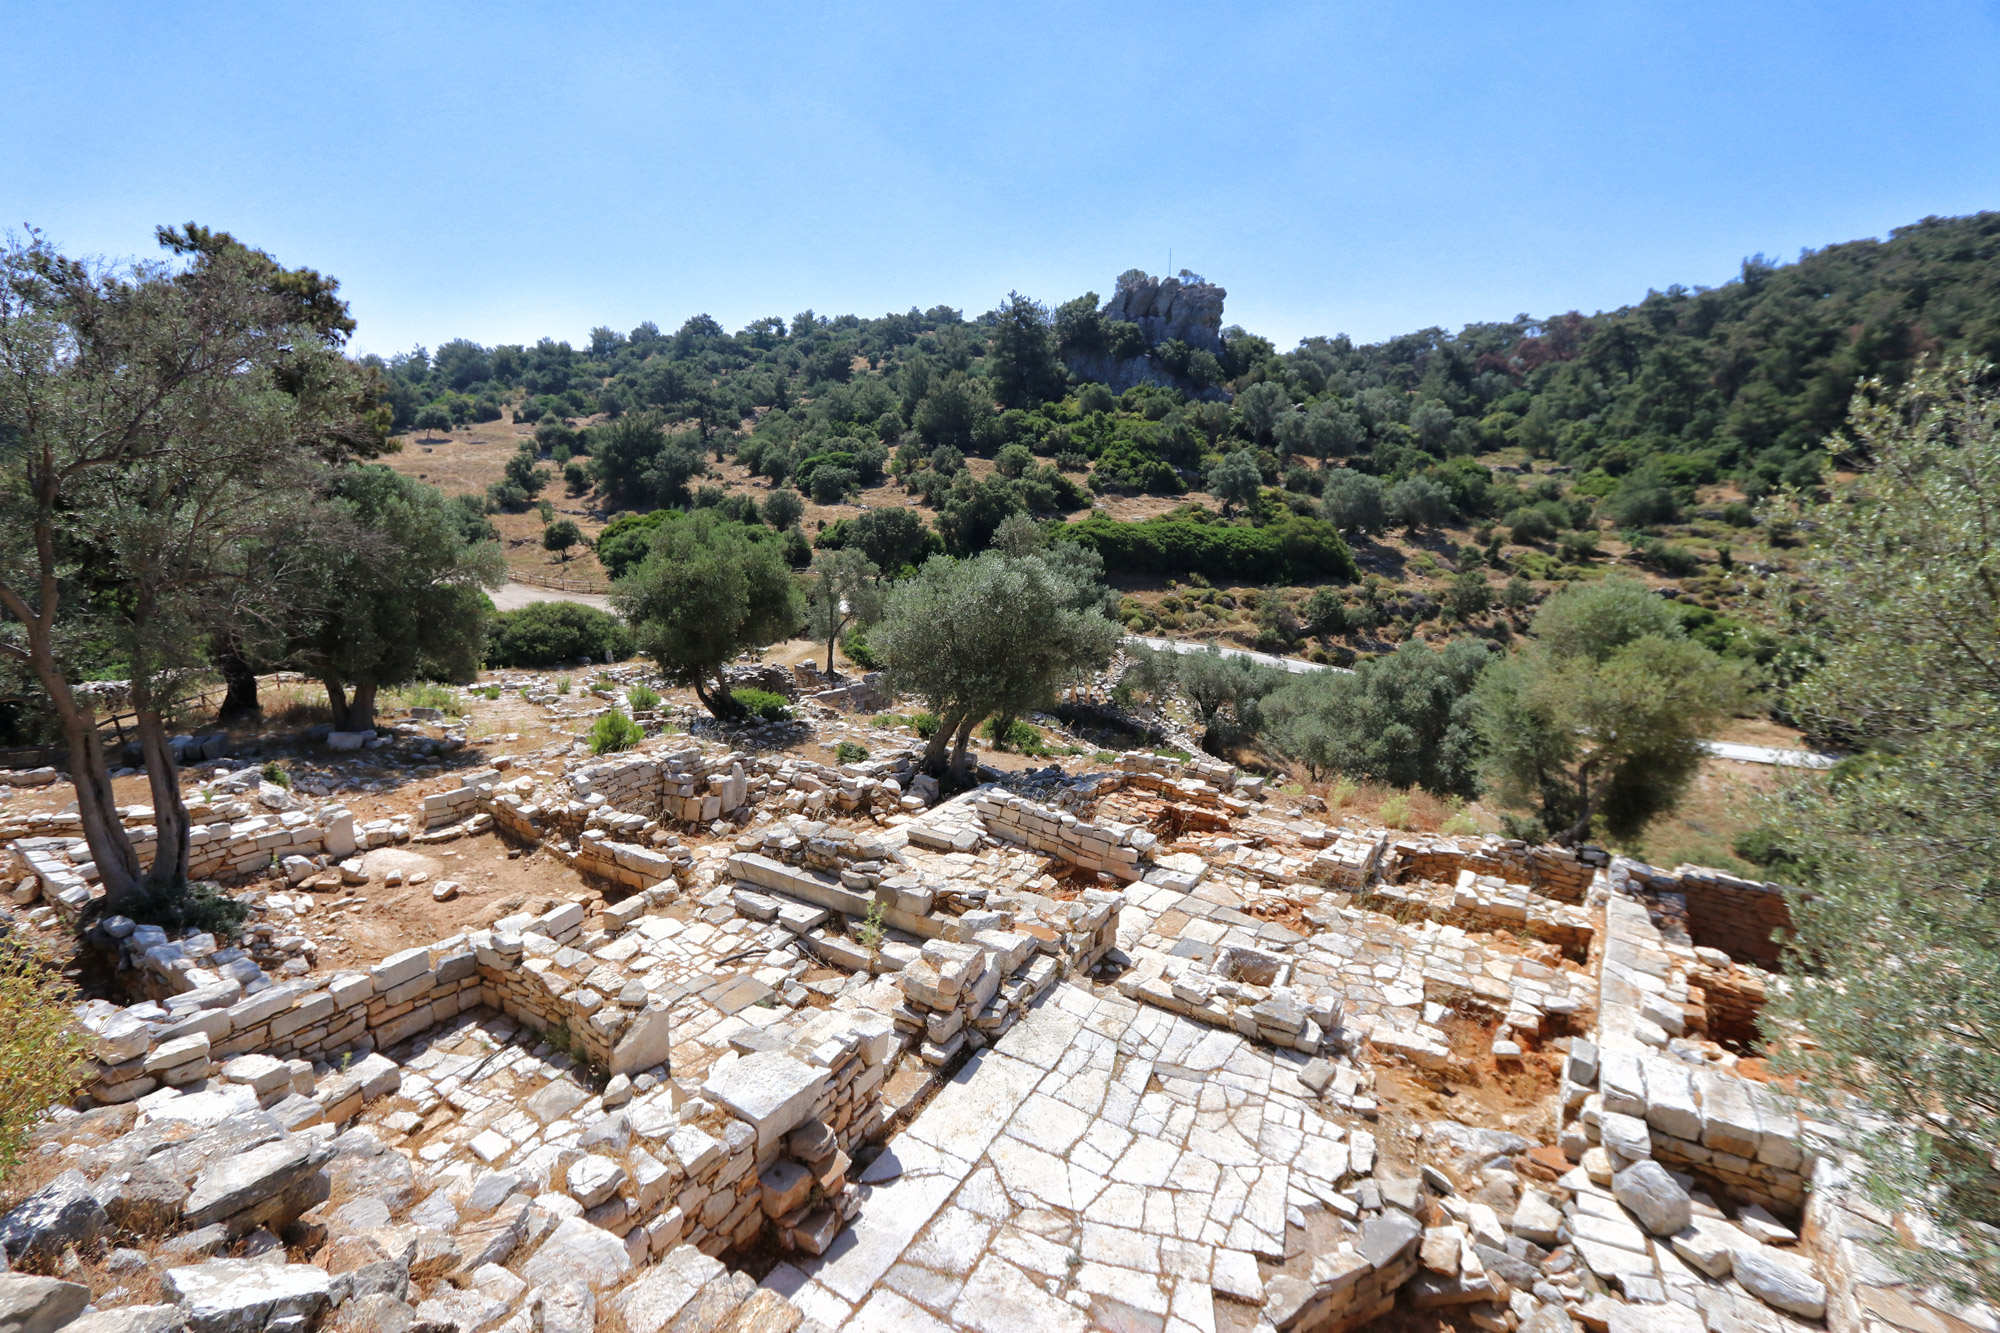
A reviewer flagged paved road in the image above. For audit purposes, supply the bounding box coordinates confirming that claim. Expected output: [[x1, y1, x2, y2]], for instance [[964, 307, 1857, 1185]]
[[1122, 634, 1841, 769], [1121, 634, 1344, 675], [1698, 740, 1839, 769], [491, 580, 614, 613]]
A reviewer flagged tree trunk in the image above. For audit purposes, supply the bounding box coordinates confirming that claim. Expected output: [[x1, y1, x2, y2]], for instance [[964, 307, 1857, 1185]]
[[920, 707, 964, 778], [949, 714, 979, 784], [692, 667, 745, 720], [343, 679, 378, 732], [132, 686, 191, 897], [1555, 760, 1598, 847], [826, 629, 837, 677], [322, 675, 348, 727], [215, 650, 261, 721], [12, 626, 144, 913]]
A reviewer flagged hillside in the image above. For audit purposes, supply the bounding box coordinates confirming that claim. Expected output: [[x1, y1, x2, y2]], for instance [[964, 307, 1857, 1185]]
[[362, 216, 2000, 668]]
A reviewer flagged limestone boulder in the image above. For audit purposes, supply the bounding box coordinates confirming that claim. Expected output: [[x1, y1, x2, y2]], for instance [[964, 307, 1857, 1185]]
[[162, 1258, 334, 1333], [1611, 1160, 1691, 1237], [0, 1170, 107, 1264], [183, 1136, 329, 1230], [0, 1273, 91, 1333], [1731, 1245, 1827, 1320]]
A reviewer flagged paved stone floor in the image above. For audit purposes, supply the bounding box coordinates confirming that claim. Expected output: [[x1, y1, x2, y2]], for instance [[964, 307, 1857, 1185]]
[[764, 981, 1375, 1333]]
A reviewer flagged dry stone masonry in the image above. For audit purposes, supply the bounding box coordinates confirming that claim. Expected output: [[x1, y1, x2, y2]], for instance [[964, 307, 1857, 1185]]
[[1, 719, 1990, 1333]]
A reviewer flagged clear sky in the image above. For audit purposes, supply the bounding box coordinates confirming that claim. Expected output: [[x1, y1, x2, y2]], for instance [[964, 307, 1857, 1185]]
[[8, 2, 1999, 359]]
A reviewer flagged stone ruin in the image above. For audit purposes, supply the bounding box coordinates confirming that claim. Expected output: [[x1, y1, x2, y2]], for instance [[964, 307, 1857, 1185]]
[[0, 722, 1990, 1333]]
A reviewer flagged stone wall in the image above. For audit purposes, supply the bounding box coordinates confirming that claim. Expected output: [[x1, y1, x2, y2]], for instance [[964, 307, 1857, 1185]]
[[73, 899, 905, 1267], [1385, 836, 1599, 905], [971, 790, 1157, 882], [1610, 857, 1794, 967], [1359, 869, 1595, 960], [1269, 1210, 1423, 1333], [1571, 888, 1816, 1216], [1804, 1155, 1996, 1333]]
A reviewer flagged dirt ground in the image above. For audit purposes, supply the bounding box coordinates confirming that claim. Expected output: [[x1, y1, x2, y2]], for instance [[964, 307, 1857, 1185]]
[[306, 832, 595, 970]]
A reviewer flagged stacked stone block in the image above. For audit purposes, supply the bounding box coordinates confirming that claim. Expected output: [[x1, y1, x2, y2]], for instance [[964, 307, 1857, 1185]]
[[1310, 830, 1387, 889], [1360, 869, 1595, 960], [1574, 885, 1816, 1216], [1264, 1209, 1423, 1333], [1387, 835, 1597, 904], [893, 938, 1012, 1063], [972, 790, 1157, 882], [573, 830, 687, 891]]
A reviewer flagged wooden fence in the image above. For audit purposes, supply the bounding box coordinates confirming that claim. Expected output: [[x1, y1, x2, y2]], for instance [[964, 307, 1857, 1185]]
[[509, 568, 614, 595]]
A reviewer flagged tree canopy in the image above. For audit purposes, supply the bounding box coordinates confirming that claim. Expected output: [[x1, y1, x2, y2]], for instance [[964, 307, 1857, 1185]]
[[1760, 359, 2000, 1303], [874, 549, 1118, 777], [1262, 638, 1495, 795], [0, 229, 377, 911], [1472, 577, 1752, 843], [611, 510, 800, 718], [293, 464, 504, 731], [802, 547, 881, 675]]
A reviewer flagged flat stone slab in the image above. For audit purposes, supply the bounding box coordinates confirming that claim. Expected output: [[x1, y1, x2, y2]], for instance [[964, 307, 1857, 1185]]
[[162, 1259, 334, 1333], [701, 1052, 828, 1148]]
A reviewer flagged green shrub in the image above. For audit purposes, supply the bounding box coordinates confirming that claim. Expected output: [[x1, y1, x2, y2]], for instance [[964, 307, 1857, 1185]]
[[731, 688, 792, 721], [1628, 535, 1702, 576], [626, 684, 661, 711], [1063, 512, 1356, 584], [126, 879, 250, 940], [1557, 529, 1600, 561], [260, 761, 291, 789], [841, 627, 881, 670], [981, 717, 1047, 754], [910, 710, 940, 738], [834, 740, 869, 764], [594, 510, 670, 580], [1504, 505, 1558, 544], [556, 675, 572, 695], [0, 945, 87, 1177], [488, 602, 635, 668], [588, 709, 644, 754]]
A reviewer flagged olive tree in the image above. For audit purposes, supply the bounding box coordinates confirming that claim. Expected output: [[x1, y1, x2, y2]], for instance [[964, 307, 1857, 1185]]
[[1759, 359, 2000, 1303], [874, 550, 1117, 779], [1321, 469, 1386, 535], [293, 465, 504, 731], [1472, 576, 1752, 844], [802, 546, 881, 675], [1261, 637, 1495, 793], [1205, 449, 1264, 516], [613, 510, 800, 718], [0, 229, 372, 911]]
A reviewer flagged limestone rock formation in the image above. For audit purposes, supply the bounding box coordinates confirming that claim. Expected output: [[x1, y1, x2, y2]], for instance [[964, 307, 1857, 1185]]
[[1063, 268, 1233, 399], [1101, 268, 1227, 354]]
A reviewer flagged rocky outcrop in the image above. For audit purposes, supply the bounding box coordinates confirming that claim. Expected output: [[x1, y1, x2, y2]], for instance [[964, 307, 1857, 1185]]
[[1063, 269, 1233, 399], [1101, 269, 1227, 354]]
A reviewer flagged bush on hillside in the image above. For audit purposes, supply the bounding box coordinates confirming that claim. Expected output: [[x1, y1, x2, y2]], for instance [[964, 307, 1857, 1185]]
[[488, 602, 634, 667], [1063, 512, 1356, 585], [594, 511, 669, 580]]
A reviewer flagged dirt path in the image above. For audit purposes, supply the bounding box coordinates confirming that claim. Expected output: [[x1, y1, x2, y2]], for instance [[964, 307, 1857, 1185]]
[[490, 580, 615, 612]]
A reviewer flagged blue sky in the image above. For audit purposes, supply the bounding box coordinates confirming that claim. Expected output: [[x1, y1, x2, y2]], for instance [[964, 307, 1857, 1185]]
[[8, 2, 1999, 358]]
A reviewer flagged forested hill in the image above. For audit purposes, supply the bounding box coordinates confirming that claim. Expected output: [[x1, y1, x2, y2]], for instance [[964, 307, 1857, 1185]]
[[371, 210, 2000, 504]]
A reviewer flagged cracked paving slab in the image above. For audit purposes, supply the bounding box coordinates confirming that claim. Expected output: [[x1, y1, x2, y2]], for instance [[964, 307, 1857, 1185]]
[[765, 979, 1370, 1332]]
